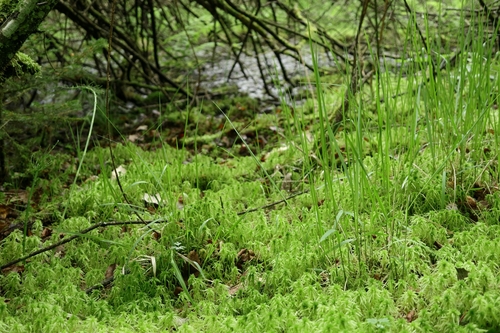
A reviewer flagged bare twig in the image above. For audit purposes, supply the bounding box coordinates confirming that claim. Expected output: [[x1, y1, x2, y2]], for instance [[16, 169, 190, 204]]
[[331, 0, 371, 130], [1, 220, 165, 271], [402, 0, 436, 78], [227, 1, 261, 81], [236, 189, 310, 215], [85, 275, 115, 294]]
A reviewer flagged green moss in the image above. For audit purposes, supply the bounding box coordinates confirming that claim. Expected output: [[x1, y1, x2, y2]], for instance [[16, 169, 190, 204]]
[[0, 0, 17, 25], [9, 52, 41, 76], [3, 2, 500, 331]]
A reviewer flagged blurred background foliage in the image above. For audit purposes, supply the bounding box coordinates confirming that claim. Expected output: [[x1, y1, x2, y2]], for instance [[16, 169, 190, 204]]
[[0, 0, 498, 183]]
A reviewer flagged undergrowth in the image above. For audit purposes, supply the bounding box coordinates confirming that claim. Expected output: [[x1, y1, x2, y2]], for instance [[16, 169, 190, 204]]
[[2, 4, 500, 333]]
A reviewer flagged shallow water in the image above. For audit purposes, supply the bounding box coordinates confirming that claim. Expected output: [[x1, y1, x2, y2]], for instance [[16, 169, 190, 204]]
[[198, 47, 337, 103]]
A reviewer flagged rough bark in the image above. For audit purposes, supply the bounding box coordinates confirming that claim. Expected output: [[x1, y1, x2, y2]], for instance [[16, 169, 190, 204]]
[[0, 0, 58, 183], [0, 0, 59, 79]]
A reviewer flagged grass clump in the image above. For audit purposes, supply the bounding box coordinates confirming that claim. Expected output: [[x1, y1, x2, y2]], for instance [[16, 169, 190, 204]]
[[3, 6, 500, 333]]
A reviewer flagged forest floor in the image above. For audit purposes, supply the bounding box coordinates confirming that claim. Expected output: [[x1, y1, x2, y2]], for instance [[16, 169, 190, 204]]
[[2, 51, 500, 333]]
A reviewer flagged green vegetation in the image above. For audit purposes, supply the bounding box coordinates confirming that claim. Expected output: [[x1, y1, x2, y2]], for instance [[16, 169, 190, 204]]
[[2, 2, 500, 333]]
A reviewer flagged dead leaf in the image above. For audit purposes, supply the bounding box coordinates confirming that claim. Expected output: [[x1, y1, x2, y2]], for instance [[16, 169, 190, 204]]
[[128, 134, 143, 143], [228, 283, 243, 296], [105, 263, 117, 280], [0, 221, 9, 236], [466, 196, 478, 210], [478, 200, 489, 209], [188, 250, 200, 263], [236, 249, 255, 270], [152, 231, 161, 240], [61, 161, 77, 173], [406, 309, 417, 322], [178, 250, 201, 279], [143, 193, 164, 208], [281, 172, 293, 192], [174, 286, 183, 296], [5, 190, 28, 205], [177, 195, 184, 210], [85, 175, 99, 182], [186, 250, 201, 278], [0, 195, 23, 237], [1, 265, 24, 275], [41, 228, 52, 239], [54, 245, 66, 258], [0, 204, 9, 219], [111, 165, 126, 180]]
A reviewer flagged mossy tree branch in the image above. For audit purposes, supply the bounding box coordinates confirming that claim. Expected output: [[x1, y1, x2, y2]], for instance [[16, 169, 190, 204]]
[[0, 0, 59, 82]]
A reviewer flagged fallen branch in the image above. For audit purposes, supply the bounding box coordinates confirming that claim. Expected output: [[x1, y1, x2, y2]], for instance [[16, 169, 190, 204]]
[[85, 275, 115, 294], [0, 220, 166, 270], [237, 189, 310, 215], [85, 193, 312, 294]]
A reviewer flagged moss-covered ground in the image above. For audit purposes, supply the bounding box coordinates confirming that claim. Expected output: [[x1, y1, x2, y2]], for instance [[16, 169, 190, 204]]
[[2, 10, 500, 333]]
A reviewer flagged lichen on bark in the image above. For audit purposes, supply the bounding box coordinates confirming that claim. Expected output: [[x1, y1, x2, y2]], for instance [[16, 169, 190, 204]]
[[0, 0, 58, 80]]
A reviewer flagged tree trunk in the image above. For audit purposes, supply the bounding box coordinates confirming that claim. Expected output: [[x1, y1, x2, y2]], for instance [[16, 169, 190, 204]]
[[0, 89, 4, 185], [0, 0, 58, 184], [0, 0, 59, 79]]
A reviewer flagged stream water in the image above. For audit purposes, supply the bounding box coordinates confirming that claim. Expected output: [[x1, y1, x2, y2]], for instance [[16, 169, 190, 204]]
[[196, 46, 406, 106], [197, 47, 338, 104]]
